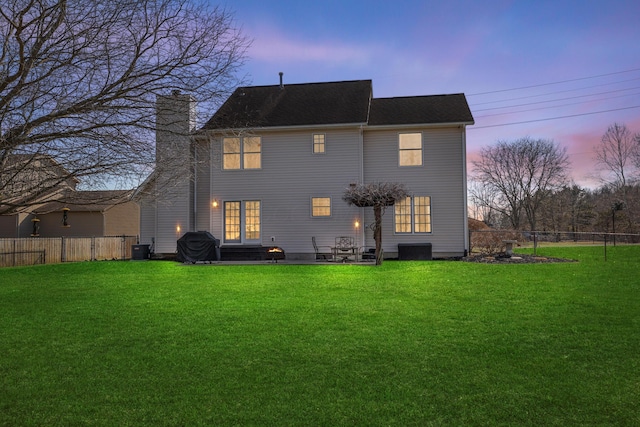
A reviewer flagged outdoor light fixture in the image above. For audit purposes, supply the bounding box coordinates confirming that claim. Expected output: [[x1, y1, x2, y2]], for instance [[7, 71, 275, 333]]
[[212, 199, 219, 208], [62, 207, 70, 227], [176, 225, 181, 233], [31, 217, 40, 236], [354, 220, 360, 229]]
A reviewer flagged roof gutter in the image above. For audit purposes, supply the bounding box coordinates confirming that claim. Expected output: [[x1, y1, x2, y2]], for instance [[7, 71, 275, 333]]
[[363, 121, 475, 131], [199, 122, 369, 134]]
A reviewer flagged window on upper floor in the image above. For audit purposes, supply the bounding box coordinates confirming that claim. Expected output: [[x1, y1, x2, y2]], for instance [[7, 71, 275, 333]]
[[313, 134, 325, 154], [311, 197, 331, 217], [398, 132, 422, 166], [223, 136, 261, 170], [395, 196, 431, 233]]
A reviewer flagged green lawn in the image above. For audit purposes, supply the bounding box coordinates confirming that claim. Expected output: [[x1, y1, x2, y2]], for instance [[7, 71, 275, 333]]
[[1, 246, 639, 426]]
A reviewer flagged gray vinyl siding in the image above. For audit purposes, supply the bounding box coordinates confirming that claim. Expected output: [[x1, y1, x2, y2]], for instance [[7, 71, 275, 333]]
[[194, 139, 211, 232], [138, 196, 156, 246], [208, 128, 363, 254], [152, 93, 195, 253], [363, 127, 467, 256], [155, 183, 191, 253]]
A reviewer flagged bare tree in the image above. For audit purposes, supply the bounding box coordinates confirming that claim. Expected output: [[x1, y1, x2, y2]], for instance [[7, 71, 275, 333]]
[[594, 123, 639, 190], [468, 179, 500, 227], [635, 133, 640, 171], [343, 182, 410, 265], [472, 137, 570, 230], [538, 183, 594, 235], [0, 0, 250, 215]]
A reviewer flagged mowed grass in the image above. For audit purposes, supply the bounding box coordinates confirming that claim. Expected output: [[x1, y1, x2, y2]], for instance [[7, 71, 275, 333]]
[[1, 247, 639, 426]]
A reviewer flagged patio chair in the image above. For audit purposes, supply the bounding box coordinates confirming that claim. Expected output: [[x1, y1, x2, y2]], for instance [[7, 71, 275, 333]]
[[312, 237, 333, 261], [334, 236, 357, 262]]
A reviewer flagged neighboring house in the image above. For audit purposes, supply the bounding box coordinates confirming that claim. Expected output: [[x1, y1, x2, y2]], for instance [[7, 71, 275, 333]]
[[0, 155, 139, 238], [138, 79, 474, 259]]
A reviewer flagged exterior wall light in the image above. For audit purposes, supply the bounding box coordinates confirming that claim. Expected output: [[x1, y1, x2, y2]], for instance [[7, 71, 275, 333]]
[[31, 217, 40, 236], [62, 207, 70, 227], [212, 200, 219, 208]]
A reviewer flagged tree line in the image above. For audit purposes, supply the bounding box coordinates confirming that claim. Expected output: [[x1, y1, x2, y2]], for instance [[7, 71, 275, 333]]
[[470, 123, 640, 234]]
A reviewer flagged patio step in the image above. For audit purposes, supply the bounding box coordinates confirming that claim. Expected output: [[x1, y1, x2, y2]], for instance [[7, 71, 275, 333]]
[[220, 245, 266, 261]]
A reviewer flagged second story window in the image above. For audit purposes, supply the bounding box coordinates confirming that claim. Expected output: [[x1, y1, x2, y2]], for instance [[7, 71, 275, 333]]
[[223, 136, 261, 170], [313, 134, 325, 154], [399, 132, 422, 166]]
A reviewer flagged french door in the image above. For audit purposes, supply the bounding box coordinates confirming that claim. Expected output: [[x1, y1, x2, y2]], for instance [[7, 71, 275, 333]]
[[223, 200, 261, 243]]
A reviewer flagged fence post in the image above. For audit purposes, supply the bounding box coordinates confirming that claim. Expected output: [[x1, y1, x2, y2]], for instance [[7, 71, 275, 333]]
[[61, 237, 66, 263]]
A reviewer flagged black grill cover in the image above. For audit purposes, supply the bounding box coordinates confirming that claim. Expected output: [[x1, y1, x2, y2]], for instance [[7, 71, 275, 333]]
[[176, 231, 220, 263]]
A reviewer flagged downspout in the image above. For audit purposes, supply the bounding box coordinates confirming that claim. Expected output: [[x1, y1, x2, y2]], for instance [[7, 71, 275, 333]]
[[191, 137, 197, 232], [461, 125, 469, 256], [359, 124, 365, 248]]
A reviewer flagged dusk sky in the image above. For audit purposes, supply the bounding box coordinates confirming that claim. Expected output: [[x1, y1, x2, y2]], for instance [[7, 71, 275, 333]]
[[221, 0, 640, 187]]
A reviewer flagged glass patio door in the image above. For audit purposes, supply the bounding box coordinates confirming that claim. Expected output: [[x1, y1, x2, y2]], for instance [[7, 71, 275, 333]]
[[224, 200, 261, 243]]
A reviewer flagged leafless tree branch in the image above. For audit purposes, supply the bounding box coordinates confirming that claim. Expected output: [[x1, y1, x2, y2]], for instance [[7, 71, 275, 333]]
[[471, 137, 570, 230], [0, 0, 250, 214]]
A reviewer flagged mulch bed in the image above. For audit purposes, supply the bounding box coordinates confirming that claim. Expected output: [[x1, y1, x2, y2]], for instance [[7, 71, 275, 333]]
[[461, 253, 577, 264]]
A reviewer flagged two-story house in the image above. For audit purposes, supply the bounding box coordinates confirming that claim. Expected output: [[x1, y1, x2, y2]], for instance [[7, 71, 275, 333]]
[[138, 79, 474, 260]]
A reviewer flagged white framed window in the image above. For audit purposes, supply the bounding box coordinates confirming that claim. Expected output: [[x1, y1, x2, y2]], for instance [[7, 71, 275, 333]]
[[313, 134, 325, 154], [224, 200, 261, 242], [311, 197, 331, 217], [399, 133, 422, 166], [395, 196, 431, 233], [223, 136, 261, 170]]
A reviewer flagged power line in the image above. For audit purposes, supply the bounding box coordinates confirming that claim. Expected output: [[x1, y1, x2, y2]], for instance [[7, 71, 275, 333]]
[[469, 77, 640, 107], [467, 67, 640, 97], [469, 105, 640, 130], [473, 86, 640, 113], [474, 91, 640, 119]]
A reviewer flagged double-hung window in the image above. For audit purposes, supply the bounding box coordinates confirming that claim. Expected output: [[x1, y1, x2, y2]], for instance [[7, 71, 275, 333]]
[[224, 200, 261, 243], [223, 136, 261, 169], [313, 134, 325, 154], [395, 196, 431, 233], [311, 197, 331, 217], [399, 132, 422, 166]]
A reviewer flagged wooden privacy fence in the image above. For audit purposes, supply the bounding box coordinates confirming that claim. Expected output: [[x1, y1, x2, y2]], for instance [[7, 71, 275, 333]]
[[0, 236, 139, 267]]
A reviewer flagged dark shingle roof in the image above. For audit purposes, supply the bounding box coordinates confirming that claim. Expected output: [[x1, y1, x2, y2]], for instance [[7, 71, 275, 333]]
[[37, 190, 132, 213], [204, 80, 372, 129], [368, 94, 474, 126], [203, 80, 474, 130]]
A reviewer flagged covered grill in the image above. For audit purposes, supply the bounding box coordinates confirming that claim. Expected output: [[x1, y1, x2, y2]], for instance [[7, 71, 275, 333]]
[[176, 231, 220, 263]]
